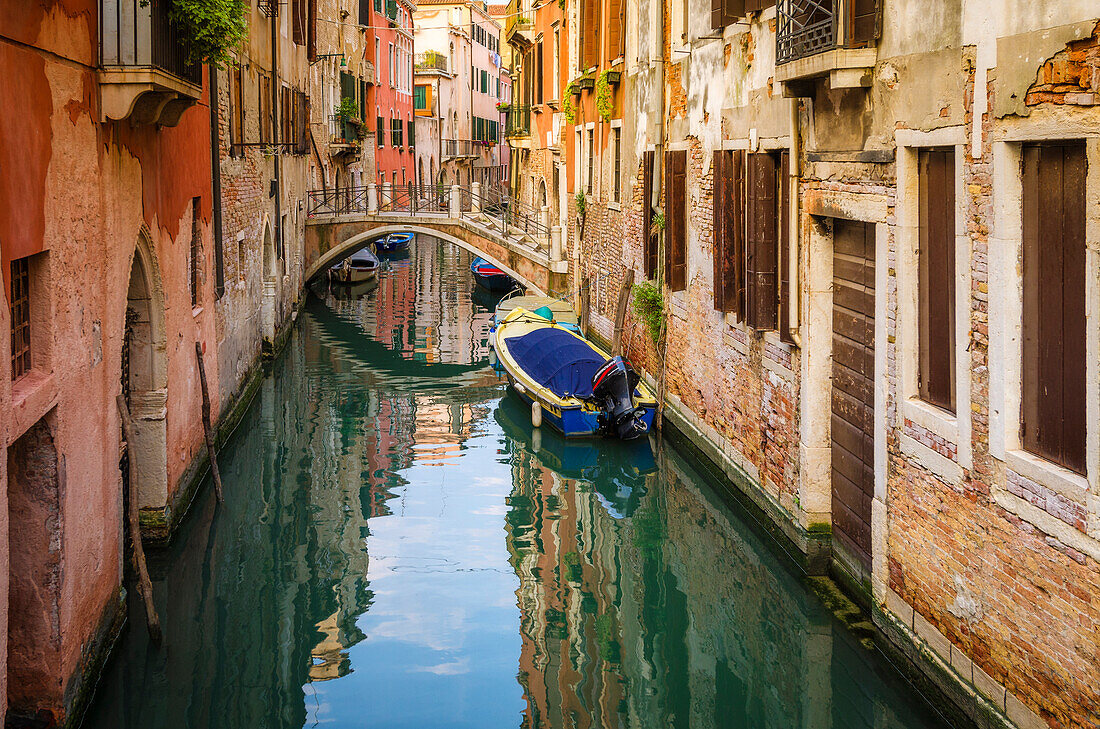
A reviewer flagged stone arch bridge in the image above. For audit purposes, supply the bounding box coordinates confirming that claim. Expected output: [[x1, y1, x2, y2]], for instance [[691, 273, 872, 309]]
[[304, 183, 570, 295]]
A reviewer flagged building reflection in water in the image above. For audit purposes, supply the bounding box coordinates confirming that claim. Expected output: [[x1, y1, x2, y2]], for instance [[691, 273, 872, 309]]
[[84, 236, 949, 729]]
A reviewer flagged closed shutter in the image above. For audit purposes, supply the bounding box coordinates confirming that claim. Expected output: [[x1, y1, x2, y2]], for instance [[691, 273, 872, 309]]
[[712, 150, 744, 315], [608, 0, 623, 59], [307, 0, 317, 60], [298, 92, 310, 154], [778, 150, 794, 343], [848, 0, 881, 45], [744, 0, 768, 12], [746, 152, 778, 330], [665, 150, 687, 291], [583, 0, 599, 68], [917, 148, 955, 412], [536, 42, 544, 103], [1022, 142, 1087, 474], [642, 150, 656, 279], [713, 150, 726, 309], [358, 0, 369, 26], [360, 79, 368, 121]]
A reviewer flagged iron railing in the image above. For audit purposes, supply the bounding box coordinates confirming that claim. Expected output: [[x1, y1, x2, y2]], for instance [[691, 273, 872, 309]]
[[306, 184, 551, 242], [505, 105, 531, 137], [101, 0, 201, 85], [329, 114, 361, 145], [776, 0, 838, 64], [443, 139, 479, 158], [505, 0, 533, 38], [415, 51, 449, 72]]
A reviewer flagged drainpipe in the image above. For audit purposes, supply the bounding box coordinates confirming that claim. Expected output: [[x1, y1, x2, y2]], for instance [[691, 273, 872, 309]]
[[272, 11, 283, 262], [209, 64, 225, 297], [652, 0, 665, 286], [788, 96, 801, 347]]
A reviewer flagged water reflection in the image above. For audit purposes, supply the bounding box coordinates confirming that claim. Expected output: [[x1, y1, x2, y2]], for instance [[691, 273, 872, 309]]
[[84, 236, 949, 729]]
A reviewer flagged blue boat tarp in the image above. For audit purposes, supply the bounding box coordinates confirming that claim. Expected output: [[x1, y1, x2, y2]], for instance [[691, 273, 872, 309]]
[[505, 328, 606, 399]]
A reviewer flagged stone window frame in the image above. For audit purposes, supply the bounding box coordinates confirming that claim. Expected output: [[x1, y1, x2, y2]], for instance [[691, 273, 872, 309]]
[[894, 126, 971, 484], [664, 139, 693, 303], [989, 129, 1100, 551], [584, 121, 596, 197]]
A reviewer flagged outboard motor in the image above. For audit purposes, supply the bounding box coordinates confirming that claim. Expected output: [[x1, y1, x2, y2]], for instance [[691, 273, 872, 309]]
[[591, 356, 648, 440]]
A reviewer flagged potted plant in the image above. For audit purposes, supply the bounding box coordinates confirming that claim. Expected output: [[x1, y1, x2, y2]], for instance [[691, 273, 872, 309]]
[[337, 97, 361, 125], [496, 101, 510, 112]]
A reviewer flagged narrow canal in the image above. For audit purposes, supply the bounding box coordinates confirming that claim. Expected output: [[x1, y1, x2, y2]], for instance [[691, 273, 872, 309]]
[[85, 237, 951, 729]]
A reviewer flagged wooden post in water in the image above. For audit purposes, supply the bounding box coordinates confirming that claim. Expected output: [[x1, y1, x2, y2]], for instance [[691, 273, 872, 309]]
[[115, 395, 162, 644], [578, 275, 591, 337], [195, 342, 225, 504], [611, 269, 634, 356]]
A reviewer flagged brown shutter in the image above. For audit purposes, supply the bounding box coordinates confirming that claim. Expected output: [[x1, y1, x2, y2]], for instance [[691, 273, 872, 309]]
[[1022, 142, 1087, 474], [665, 150, 688, 291], [743, 0, 768, 13], [746, 152, 778, 330], [848, 0, 880, 45], [307, 0, 317, 60], [730, 150, 744, 319], [583, 0, 599, 68], [715, 0, 745, 27], [608, 0, 623, 60], [642, 150, 656, 278], [711, 0, 724, 30], [778, 150, 794, 343], [917, 148, 956, 412], [536, 41, 544, 104], [713, 150, 725, 309]]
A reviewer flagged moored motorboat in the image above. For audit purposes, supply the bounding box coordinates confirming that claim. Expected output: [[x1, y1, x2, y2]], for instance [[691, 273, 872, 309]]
[[377, 232, 413, 252], [492, 307, 656, 439], [470, 257, 517, 292], [329, 247, 380, 283]]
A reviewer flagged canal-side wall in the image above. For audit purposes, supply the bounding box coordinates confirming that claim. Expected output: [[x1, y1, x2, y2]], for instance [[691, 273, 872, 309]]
[[561, 3, 1100, 729]]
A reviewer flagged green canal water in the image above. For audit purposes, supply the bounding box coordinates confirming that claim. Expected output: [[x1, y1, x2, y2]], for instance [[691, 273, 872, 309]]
[[84, 238, 951, 729]]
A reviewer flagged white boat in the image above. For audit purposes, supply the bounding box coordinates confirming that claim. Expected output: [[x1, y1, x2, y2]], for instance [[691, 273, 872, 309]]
[[330, 247, 380, 284]]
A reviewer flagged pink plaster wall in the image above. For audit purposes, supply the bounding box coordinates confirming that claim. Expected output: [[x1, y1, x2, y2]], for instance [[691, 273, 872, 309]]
[[0, 0, 221, 722]]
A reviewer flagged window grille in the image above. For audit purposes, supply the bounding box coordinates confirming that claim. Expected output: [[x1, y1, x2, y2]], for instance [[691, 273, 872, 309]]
[[10, 258, 30, 379]]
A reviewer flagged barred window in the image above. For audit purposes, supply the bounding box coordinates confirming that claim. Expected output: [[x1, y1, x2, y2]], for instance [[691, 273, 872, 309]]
[[10, 257, 30, 379]]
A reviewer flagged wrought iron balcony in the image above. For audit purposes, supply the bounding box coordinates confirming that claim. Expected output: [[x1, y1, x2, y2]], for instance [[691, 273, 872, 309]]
[[505, 0, 534, 46], [505, 105, 531, 138], [443, 139, 479, 159], [99, 0, 203, 125], [415, 51, 449, 73], [775, 0, 879, 91]]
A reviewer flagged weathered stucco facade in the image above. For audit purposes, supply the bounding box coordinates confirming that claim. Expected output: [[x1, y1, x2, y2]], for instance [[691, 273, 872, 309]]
[[524, 0, 1100, 726]]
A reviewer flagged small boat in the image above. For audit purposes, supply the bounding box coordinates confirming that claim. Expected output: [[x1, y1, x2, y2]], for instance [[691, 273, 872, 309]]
[[377, 232, 413, 252], [329, 247, 380, 284], [470, 257, 517, 292], [493, 295, 579, 333], [492, 307, 657, 439]]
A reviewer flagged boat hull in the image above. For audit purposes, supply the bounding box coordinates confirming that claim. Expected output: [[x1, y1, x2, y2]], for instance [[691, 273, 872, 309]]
[[330, 267, 377, 283], [473, 270, 516, 292], [378, 233, 413, 252]]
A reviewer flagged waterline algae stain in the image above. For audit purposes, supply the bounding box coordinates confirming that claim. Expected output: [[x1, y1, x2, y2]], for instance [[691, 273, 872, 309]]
[[84, 237, 949, 729]]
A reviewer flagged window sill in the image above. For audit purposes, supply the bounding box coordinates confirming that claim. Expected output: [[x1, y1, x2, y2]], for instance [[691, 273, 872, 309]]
[[9, 369, 58, 443], [192, 305, 204, 318], [607, 201, 621, 211], [900, 396, 958, 449], [1004, 449, 1089, 505]]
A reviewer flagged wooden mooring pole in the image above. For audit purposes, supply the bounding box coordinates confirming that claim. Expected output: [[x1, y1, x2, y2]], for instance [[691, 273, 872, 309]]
[[195, 342, 225, 504], [115, 395, 162, 644], [611, 269, 634, 356]]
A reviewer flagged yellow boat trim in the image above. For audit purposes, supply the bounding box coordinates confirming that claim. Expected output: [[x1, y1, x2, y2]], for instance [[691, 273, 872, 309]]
[[494, 307, 658, 410]]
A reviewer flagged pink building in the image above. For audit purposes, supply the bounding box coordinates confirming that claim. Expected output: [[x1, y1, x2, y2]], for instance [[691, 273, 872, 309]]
[[370, 0, 417, 187]]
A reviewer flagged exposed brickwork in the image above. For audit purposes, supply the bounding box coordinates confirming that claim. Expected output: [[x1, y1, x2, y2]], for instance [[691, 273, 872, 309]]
[[903, 419, 959, 462], [1025, 22, 1100, 107]]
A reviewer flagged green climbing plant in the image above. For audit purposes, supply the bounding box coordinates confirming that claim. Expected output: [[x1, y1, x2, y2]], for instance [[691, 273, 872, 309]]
[[336, 97, 360, 122], [563, 95, 577, 124], [574, 190, 587, 217], [632, 280, 665, 344], [595, 71, 613, 121], [169, 0, 249, 67], [651, 210, 665, 231]]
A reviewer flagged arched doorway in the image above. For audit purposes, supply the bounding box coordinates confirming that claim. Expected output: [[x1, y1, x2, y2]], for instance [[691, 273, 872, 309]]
[[538, 178, 547, 210], [122, 230, 169, 510], [262, 221, 277, 342], [418, 158, 425, 187]]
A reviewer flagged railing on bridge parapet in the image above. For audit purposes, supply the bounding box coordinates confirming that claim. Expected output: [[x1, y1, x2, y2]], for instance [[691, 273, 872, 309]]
[[306, 183, 552, 242]]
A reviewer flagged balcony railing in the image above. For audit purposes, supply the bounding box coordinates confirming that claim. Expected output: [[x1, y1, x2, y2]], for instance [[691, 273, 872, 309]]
[[443, 139, 479, 158], [415, 51, 449, 72], [776, 0, 837, 64], [101, 0, 201, 85], [329, 114, 362, 147], [505, 0, 533, 41], [505, 105, 531, 137]]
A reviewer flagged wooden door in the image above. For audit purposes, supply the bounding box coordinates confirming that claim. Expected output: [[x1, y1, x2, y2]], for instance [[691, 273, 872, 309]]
[[831, 219, 876, 570]]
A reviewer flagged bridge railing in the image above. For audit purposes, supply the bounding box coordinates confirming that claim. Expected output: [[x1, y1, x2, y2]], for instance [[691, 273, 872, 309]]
[[306, 183, 551, 245]]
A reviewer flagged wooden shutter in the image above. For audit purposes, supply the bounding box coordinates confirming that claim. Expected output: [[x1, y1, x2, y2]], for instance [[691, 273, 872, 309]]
[[730, 150, 745, 319], [778, 150, 794, 343], [712, 0, 745, 29], [746, 152, 778, 330], [1022, 142, 1086, 474], [642, 150, 656, 279], [536, 42, 544, 104], [665, 150, 687, 291], [743, 0, 768, 13], [357, 0, 369, 26], [848, 0, 881, 45], [608, 0, 623, 59], [307, 0, 317, 60], [712, 149, 743, 314], [917, 148, 956, 412], [583, 0, 599, 69], [713, 150, 727, 309], [293, 0, 306, 43]]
